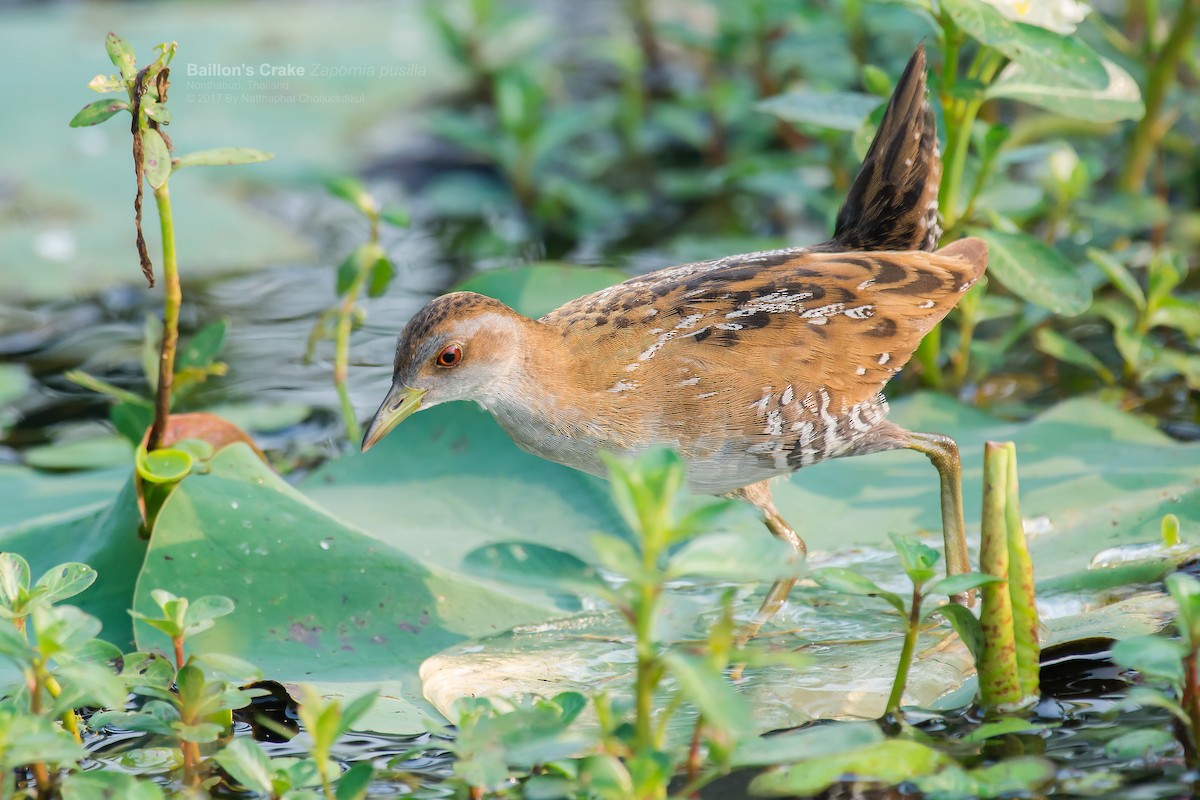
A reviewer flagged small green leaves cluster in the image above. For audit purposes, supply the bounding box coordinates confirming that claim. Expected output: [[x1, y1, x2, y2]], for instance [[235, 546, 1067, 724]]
[[0, 554, 382, 798], [463, 448, 804, 798], [1113, 572, 1200, 770], [306, 177, 409, 442], [70, 33, 272, 186], [814, 533, 999, 714]]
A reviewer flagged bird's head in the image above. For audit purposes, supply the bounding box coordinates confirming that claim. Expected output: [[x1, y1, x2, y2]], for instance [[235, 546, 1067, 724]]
[[361, 292, 529, 451]]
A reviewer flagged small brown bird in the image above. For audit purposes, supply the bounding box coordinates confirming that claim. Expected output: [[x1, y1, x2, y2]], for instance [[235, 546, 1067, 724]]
[[363, 45, 985, 631]]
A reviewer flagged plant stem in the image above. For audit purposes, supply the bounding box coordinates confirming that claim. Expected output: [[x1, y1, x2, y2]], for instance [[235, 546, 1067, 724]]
[[978, 443, 1022, 712], [42, 673, 83, 745], [1184, 649, 1200, 769], [684, 714, 704, 795], [886, 586, 923, 714], [147, 182, 181, 451], [173, 636, 185, 671], [1120, 0, 1199, 192], [181, 740, 202, 787], [1002, 444, 1039, 699], [25, 663, 52, 797], [634, 581, 660, 752]]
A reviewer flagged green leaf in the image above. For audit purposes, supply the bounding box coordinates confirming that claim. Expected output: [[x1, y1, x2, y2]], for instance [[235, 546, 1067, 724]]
[[379, 206, 411, 228], [62, 771, 166, 800], [1111, 635, 1185, 684], [141, 128, 171, 190], [326, 176, 377, 217], [960, 716, 1047, 744], [178, 320, 228, 369], [68, 99, 129, 127], [988, 57, 1144, 123], [215, 738, 275, 795], [732, 721, 885, 767], [662, 652, 755, 739], [34, 562, 97, 605], [0, 552, 31, 611], [0, 709, 85, 767], [172, 147, 274, 170], [184, 594, 236, 629], [1104, 728, 1176, 760], [932, 603, 986, 665], [972, 228, 1091, 315], [367, 255, 396, 298], [135, 445, 193, 484], [463, 542, 608, 599], [24, 436, 133, 471], [889, 533, 940, 585], [750, 739, 953, 796], [811, 568, 904, 614], [1166, 572, 1200, 648], [756, 90, 881, 131], [336, 762, 374, 800], [130, 443, 556, 732], [1088, 248, 1145, 310], [1034, 329, 1115, 384], [105, 32, 137, 80], [87, 73, 124, 94]]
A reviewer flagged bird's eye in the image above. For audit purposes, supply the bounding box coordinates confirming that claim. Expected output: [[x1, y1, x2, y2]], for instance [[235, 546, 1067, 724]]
[[436, 344, 463, 368]]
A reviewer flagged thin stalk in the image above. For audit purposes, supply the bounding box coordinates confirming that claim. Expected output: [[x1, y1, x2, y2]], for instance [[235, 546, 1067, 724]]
[[1184, 650, 1200, 769], [885, 586, 923, 714], [42, 674, 83, 745], [181, 740, 202, 787], [941, 50, 1005, 234], [684, 714, 704, 795], [26, 664, 52, 797], [173, 636, 185, 671], [1120, 0, 1199, 192], [147, 182, 181, 451], [950, 282, 984, 389], [634, 581, 660, 752]]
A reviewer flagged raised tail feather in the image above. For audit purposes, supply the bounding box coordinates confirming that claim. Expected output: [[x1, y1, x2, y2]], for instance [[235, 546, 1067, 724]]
[[831, 44, 942, 253]]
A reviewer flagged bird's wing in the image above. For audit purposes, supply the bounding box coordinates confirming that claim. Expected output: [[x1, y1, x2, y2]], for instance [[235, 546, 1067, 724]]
[[548, 238, 987, 411]]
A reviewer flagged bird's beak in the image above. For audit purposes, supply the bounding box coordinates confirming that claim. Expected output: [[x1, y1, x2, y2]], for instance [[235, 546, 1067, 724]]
[[361, 385, 427, 452]]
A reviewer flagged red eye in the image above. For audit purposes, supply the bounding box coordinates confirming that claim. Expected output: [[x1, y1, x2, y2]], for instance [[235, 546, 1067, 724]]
[[436, 344, 463, 368]]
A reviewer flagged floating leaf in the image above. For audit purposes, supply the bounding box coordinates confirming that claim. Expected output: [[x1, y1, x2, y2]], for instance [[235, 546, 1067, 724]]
[[972, 228, 1091, 315], [24, 436, 133, 471]]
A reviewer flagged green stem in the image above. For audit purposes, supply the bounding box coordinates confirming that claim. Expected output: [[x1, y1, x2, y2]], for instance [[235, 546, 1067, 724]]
[[950, 282, 984, 389], [634, 581, 660, 752], [1003, 443, 1039, 700], [26, 663, 51, 797], [885, 587, 923, 714], [333, 251, 371, 443], [1120, 0, 1199, 192], [978, 443, 1022, 712], [940, 49, 1005, 234], [147, 182, 180, 451]]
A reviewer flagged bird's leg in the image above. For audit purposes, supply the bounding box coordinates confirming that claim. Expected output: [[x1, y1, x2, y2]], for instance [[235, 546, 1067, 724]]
[[904, 430, 973, 603], [726, 481, 805, 643]]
